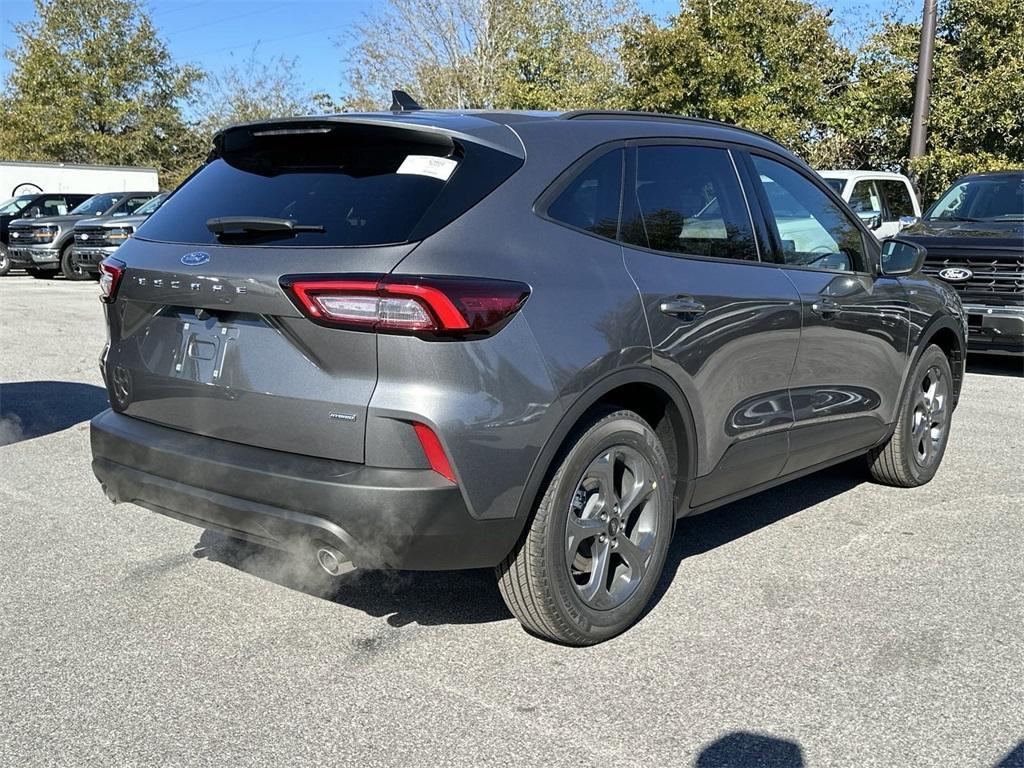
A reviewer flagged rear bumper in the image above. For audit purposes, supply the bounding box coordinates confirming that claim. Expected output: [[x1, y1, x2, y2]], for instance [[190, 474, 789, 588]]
[[90, 409, 523, 570], [964, 304, 1024, 355]]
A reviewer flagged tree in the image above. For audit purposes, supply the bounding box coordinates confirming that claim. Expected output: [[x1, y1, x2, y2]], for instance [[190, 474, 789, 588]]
[[196, 52, 325, 133], [621, 0, 854, 162], [0, 0, 203, 185], [836, 0, 1024, 201], [342, 0, 633, 111]]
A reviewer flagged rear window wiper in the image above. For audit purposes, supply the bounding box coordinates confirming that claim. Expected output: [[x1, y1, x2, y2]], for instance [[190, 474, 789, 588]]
[[206, 216, 326, 235]]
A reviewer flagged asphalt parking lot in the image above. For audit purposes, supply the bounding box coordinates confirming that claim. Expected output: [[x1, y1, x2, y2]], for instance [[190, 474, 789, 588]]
[[1, 274, 1022, 767]]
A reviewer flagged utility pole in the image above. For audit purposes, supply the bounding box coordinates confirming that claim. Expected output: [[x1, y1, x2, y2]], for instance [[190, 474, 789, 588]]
[[909, 0, 938, 160]]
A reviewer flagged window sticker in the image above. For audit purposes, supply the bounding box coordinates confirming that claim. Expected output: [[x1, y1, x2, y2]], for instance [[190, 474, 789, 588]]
[[397, 155, 458, 181]]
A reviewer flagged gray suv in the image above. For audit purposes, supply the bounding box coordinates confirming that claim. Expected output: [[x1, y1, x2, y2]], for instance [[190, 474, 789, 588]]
[[90, 108, 967, 644]]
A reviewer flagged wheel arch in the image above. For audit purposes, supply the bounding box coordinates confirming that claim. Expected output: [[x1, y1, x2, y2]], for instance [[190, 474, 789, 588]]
[[513, 367, 699, 523], [915, 314, 966, 408]]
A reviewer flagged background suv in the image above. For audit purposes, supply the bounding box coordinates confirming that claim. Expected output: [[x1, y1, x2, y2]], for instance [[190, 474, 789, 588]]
[[90, 108, 966, 644]]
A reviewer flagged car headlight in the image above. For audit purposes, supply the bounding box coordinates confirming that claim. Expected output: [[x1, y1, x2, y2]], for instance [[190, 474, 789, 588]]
[[106, 227, 134, 243]]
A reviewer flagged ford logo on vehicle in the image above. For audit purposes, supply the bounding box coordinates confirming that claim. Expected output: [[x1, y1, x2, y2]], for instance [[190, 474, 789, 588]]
[[181, 251, 211, 266], [938, 267, 972, 282]]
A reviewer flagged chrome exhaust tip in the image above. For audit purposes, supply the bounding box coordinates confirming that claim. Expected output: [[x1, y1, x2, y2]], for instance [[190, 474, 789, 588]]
[[316, 545, 354, 576]]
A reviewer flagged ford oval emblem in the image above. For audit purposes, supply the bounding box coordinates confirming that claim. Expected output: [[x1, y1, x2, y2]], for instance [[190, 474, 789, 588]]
[[181, 251, 210, 266], [938, 267, 972, 282]]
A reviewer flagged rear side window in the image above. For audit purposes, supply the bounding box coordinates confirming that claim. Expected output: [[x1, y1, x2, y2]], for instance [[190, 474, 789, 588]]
[[547, 149, 623, 239], [137, 122, 521, 247], [879, 180, 914, 220], [624, 145, 757, 261]]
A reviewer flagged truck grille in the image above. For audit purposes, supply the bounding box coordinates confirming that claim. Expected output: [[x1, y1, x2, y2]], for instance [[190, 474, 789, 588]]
[[922, 249, 1024, 299], [74, 227, 113, 247]]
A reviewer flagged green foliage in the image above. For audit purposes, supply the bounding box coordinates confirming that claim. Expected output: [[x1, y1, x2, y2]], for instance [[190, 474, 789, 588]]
[[621, 0, 854, 160], [0, 0, 203, 185]]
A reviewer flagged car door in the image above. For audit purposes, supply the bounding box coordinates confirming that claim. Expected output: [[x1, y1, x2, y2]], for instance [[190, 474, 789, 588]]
[[743, 153, 911, 475], [620, 141, 802, 508]]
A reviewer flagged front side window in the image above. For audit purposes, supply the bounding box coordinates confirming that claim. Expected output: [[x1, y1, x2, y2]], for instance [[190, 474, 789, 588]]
[[625, 145, 757, 261], [848, 181, 881, 214], [547, 149, 623, 239], [752, 155, 867, 273], [823, 178, 845, 195], [879, 180, 915, 220]]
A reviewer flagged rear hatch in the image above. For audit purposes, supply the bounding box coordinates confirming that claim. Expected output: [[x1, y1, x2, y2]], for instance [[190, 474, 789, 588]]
[[104, 117, 522, 463]]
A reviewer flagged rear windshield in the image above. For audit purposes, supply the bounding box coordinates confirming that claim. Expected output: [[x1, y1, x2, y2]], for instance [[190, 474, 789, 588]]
[[137, 122, 522, 247]]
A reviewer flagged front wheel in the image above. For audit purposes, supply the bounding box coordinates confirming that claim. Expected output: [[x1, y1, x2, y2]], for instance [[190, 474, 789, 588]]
[[0, 244, 10, 276], [497, 409, 675, 645], [60, 245, 90, 281], [868, 344, 954, 487]]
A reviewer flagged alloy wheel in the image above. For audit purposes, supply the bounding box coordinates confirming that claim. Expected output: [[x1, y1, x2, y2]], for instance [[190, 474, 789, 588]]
[[911, 365, 948, 468], [565, 445, 660, 610]]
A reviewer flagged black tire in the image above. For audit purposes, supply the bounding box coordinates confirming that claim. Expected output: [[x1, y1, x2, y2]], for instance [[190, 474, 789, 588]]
[[0, 244, 10, 276], [497, 408, 675, 645], [26, 267, 53, 279], [868, 344, 954, 487], [60, 244, 90, 281]]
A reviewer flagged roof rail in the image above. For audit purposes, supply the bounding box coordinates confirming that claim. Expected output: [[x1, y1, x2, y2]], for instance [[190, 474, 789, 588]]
[[559, 110, 773, 142]]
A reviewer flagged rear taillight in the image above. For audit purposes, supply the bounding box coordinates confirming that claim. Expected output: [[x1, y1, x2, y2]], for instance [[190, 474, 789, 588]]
[[282, 275, 531, 338], [98, 258, 125, 303]]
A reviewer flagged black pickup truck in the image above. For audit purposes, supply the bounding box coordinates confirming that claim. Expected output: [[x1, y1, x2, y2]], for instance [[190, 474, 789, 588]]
[[903, 171, 1024, 356], [0, 192, 92, 275]]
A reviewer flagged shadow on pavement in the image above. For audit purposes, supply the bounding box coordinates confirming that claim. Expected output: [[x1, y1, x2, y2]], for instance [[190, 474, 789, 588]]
[[194, 459, 868, 632], [0, 380, 108, 446], [966, 354, 1022, 377], [193, 529, 511, 627], [695, 732, 805, 767]]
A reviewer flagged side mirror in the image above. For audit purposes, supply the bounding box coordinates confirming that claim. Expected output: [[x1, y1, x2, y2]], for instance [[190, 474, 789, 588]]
[[880, 237, 926, 276], [857, 210, 882, 230]]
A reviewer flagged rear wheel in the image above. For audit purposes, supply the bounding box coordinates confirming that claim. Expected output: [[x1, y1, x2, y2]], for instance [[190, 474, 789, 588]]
[[60, 244, 89, 281], [497, 409, 674, 645], [0, 244, 10, 276], [868, 344, 953, 487]]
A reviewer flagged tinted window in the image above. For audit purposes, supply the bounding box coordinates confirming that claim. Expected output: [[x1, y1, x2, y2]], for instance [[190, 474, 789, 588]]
[[752, 155, 866, 273], [547, 149, 622, 239], [625, 145, 757, 261], [40, 199, 68, 216], [927, 175, 1024, 221], [879, 180, 914, 220], [136, 125, 519, 247]]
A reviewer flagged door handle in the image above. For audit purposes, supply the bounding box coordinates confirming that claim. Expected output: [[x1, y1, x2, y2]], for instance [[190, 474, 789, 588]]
[[659, 296, 707, 320], [811, 297, 843, 318]]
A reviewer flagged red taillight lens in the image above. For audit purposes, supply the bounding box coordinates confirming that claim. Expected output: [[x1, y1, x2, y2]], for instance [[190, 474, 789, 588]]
[[283, 275, 530, 338], [98, 258, 125, 303], [413, 422, 456, 483]]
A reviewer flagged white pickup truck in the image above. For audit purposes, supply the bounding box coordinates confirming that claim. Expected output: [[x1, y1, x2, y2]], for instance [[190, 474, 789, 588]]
[[817, 170, 922, 239]]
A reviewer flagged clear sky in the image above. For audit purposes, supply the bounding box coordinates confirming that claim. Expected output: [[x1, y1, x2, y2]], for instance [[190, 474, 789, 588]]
[[0, 0, 896, 102]]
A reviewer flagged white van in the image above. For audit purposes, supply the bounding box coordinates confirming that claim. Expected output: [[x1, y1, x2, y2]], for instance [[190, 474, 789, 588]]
[[0, 161, 159, 198], [817, 170, 922, 239]]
